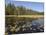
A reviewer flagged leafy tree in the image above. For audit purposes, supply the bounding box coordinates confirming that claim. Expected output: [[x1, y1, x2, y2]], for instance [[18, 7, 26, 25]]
[[16, 6, 26, 15], [5, 3, 15, 15]]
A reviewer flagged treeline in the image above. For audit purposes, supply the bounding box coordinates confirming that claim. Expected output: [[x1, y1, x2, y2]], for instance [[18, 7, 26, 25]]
[[5, 3, 44, 15]]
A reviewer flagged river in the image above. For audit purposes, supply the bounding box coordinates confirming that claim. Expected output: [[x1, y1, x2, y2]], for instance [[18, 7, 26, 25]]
[[15, 18, 44, 33], [5, 18, 44, 34]]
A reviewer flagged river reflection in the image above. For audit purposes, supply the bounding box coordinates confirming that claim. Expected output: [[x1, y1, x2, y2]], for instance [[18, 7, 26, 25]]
[[14, 18, 44, 33], [32, 18, 44, 33], [5, 18, 44, 34]]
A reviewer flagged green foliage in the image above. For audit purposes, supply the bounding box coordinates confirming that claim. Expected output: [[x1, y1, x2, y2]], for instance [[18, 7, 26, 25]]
[[16, 6, 26, 15], [5, 3, 15, 15], [5, 3, 44, 15]]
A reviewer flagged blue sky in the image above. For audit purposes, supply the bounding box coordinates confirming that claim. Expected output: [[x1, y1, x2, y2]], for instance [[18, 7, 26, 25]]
[[5, 0, 44, 12]]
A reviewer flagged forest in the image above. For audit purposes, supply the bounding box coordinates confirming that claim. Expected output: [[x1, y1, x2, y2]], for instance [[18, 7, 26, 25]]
[[5, 3, 44, 15]]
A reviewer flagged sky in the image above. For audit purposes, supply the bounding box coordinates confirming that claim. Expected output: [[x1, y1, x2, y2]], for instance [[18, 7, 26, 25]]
[[5, 0, 44, 12]]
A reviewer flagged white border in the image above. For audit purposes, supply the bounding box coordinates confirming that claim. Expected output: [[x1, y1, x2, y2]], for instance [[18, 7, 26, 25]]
[[0, 0, 5, 35], [0, 0, 45, 35]]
